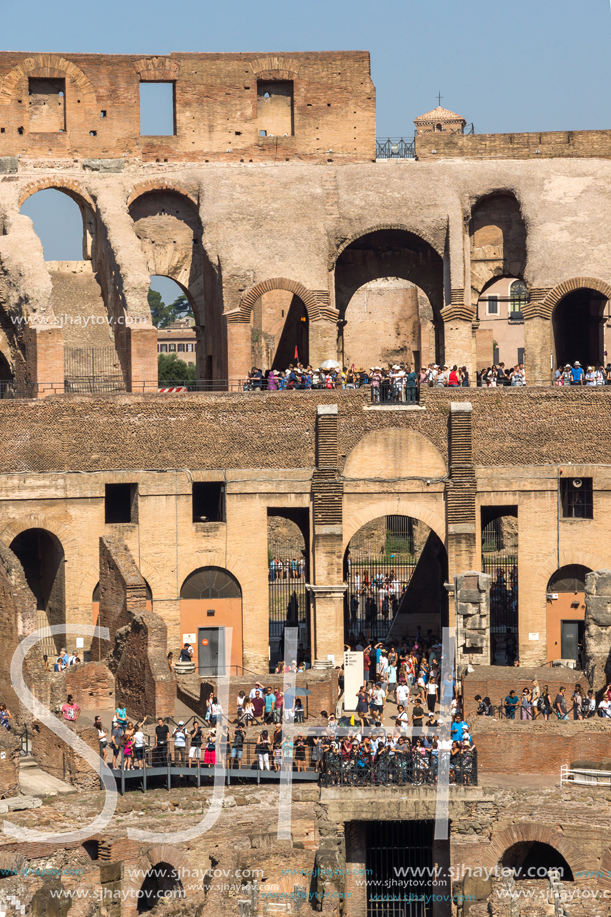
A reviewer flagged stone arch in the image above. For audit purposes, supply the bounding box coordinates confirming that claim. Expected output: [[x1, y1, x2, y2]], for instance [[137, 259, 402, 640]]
[[18, 178, 96, 212], [77, 564, 100, 613], [122, 845, 194, 903], [598, 846, 611, 891], [178, 552, 255, 596], [540, 277, 611, 321], [482, 823, 588, 876], [343, 498, 446, 550], [239, 277, 321, 322], [250, 56, 301, 78], [531, 550, 607, 601], [343, 428, 447, 481], [0, 54, 97, 106], [332, 222, 445, 266], [0, 517, 79, 558], [127, 180, 198, 209], [134, 57, 181, 80]]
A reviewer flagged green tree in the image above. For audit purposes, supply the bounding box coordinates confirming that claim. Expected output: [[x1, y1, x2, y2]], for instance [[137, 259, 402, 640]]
[[148, 288, 195, 329], [158, 353, 197, 383]]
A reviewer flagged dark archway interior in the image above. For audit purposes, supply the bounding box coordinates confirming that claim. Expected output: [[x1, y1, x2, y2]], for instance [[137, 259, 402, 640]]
[[334, 229, 445, 364], [10, 528, 65, 653], [502, 841, 574, 881], [553, 289, 607, 369], [0, 353, 13, 381], [137, 862, 184, 912], [271, 295, 309, 369], [547, 564, 591, 594]]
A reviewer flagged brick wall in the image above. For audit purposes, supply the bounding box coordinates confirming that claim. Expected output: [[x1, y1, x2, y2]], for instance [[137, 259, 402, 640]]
[[64, 662, 115, 712], [470, 719, 611, 775], [0, 51, 375, 163], [30, 721, 101, 789], [98, 535, 175, 719], [4, 388, 611, 476], [462, 666, 588, 716], [0, 728, 20, 798], [415, 129, 611, 161]]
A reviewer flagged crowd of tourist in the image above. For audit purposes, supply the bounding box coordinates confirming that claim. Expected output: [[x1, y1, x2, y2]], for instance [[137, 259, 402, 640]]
[[553, 362, 611, 385], [477, 681, 611, 720], [268, 557, 306, 581]]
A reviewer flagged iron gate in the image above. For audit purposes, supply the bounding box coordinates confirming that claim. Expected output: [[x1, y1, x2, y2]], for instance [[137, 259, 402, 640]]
[[482, 519, 518, 662], [345, 516, 417, 642], [365, 820, 434, 917], [268, 522, 309, 669], [64, 346, 125, 392]]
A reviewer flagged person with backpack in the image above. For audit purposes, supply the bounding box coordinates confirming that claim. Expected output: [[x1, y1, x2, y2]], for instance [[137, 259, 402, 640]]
[[474, 695, 492, 716]]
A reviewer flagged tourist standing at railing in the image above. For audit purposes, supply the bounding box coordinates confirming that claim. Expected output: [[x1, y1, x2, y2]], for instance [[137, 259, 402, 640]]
[[94, 715, 107, 762], [188, 721, 203, 766], [554, 687, 569, 720], [110, 722, 122, 768], [230, 724, 245, 769], [520, 687, 532, 720], [571, 685, 584, 720], [172, 722, 187, 766], [504, 690, 518, 719]]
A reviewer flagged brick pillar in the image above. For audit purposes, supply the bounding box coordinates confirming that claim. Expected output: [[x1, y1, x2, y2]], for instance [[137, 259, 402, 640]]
[[454, 571, 491, 666], [584, 570, 611, 692], [440, 296, 476, 379], [344, 822, 367, 917], [127, 324, 158, 392], [226, 315, 251, 387], [445, 402, 477, 628], [310, 404, 346, 664], [24, 323, 64, 397], [309, 316, 339, 370], [522, 290, 553, 385]]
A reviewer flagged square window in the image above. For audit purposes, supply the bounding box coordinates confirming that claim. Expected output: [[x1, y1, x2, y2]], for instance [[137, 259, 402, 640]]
[[28, 78, 66, 132], [257, 80, 293, 137], [486, 296, 498, 315], [139, 82, 175, 136], [105, 483, 138, 524], [192, 482, 226, 523], [560, 477, 593, 519]]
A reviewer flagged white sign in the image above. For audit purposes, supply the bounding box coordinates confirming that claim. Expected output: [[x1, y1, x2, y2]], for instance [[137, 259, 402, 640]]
[[183, 633, 196, 644], [0, 753, 5, 760], [327, 654, 335, 666], [529, 633, 540, 641], [76, 638, 84, 648], [343, 651, 364, 712]]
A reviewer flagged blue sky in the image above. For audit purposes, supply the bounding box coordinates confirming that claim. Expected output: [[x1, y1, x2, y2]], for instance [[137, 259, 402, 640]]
[[13, 0, 611, 300]]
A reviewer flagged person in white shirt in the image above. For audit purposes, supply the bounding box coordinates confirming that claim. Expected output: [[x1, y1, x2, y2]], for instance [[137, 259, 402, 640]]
[[133, 725, 146, 770], [396, 682, 410, 708], [172, 722, 187, 767], [598, 698, 611, 718]]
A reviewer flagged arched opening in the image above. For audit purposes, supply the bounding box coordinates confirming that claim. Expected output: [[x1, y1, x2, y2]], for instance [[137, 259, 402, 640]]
[[546, 564, 590, 666], [149, 275, 197, 383], [268, 510, 310, 671], [0, 352, 13, 395], [481, 507, 518, 665], [476, 277, 527, 371], [501, 842, 574, 881], [335, 229, 444, 369], [553, 288, 608, 370], [251, 290, 309, 372], [344, 515, 448, 644], [20, 188, 125, 391], [9, 528, 65, 654], [470, 193, 527, 315], [180, 566, 242, 674], [137, 862, 184, 912], [129, 190, 213, 381]]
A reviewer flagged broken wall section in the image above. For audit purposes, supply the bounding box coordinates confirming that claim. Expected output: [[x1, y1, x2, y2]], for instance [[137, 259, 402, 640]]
[[97, 535, 175, 720]]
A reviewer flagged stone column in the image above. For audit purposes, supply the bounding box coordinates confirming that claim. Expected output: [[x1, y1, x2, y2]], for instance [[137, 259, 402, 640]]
[[440, 299, 476, 378], [445, 402, 477, 627], [127, 324, 158, 391], [311, 404, 346, 664], [309, 316, 339, 369], [584, 570, 611, 692], [522, 290, 553, 385], [454, 571, 491, 666], [225, 313, 252, 387], [24, 323, 64, 396]]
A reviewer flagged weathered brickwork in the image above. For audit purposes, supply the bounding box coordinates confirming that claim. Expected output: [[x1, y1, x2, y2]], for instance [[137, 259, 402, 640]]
[[30, 721, 100, 789]]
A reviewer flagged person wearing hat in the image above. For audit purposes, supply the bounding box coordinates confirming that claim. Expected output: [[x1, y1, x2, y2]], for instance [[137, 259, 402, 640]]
[[570, 361, 584, 385], [172, 721, 187, 767], [203, 728, 216, 767], [561, 364, 572, 385]]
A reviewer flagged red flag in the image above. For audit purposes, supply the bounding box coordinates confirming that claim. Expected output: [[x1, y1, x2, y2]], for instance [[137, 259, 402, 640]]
[[294, 346, 299, 360]]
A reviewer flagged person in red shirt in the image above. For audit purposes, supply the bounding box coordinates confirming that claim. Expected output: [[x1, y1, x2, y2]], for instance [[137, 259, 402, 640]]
[[61, 695, 80, 723], [252, 690, 265, 720]]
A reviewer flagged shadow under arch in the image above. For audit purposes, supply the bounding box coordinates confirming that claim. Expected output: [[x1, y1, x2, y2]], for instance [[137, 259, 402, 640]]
[[9, 527, 65, 654]]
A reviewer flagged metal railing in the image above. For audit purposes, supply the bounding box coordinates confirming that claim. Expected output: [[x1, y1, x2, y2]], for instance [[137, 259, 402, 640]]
[[319, 749, 477, 787], [370, 382, 420, 404], [376, 138, 415, 159]]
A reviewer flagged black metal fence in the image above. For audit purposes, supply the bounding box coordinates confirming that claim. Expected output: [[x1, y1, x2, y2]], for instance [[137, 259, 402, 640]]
[[376, 138, 416, 159], [319, 749, 477, 787], [482, 519, 518, 663], [346, 516, 417, 642], [370, 382, 419, 404]]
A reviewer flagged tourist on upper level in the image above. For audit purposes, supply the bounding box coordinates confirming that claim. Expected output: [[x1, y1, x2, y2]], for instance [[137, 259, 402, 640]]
[[554, 687, 569, 720], [570, 362, 584, 385]]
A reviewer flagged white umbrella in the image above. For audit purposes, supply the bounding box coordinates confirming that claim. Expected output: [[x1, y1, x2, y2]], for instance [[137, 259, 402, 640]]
[[320, 359, 341, 369]]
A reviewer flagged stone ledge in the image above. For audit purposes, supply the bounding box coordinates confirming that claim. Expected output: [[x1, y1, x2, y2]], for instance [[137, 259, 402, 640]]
[[363, 404, 425, 411]]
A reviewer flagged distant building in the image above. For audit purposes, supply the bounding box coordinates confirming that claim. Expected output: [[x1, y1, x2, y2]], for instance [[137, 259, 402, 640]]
[[157, 318, 196, 365], [413, 105, 466, 135]]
